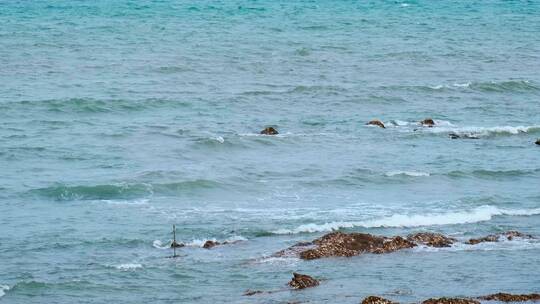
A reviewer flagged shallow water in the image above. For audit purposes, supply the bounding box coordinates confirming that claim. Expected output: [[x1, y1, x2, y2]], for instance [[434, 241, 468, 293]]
[[1, 0, 540, 303]]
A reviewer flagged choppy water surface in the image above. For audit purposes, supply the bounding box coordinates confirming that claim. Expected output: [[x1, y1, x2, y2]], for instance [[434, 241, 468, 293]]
[[1, 0, 540, 303]]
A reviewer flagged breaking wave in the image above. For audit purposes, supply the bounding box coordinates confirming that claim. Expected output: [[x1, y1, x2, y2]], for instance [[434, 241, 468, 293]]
[[385, 171, 430, 177], [0, 285, 9, 298], [114, 263, 142, 270], [271, 205, 540, 234]]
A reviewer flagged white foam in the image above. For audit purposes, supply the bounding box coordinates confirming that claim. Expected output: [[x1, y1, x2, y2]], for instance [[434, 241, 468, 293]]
[[0, 285, 9, 298], [271, 205, 540, 234], [426, 125, 540, 136], [185, 235, 247, 247], [101, 199, 149, 206], [115, 263, 142, 270], [152, 240, 169, 249], [214, 136, 224, 143], [386, 171, 430, 177]]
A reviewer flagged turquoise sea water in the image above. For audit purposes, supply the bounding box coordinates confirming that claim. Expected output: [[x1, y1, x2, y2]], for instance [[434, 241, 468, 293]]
[[1, 0, 540, 303]]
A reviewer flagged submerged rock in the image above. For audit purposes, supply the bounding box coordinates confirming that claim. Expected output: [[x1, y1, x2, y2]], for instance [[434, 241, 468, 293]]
[[422, 298, 480, 304], [170, 241, 184, 248], [479, 293, 540, 302], [288, 272, 319, 289], [243, 289, 264, 296], [362, 296, 398, 304], [260, 127, 279, 135], [407, 232, 456, 248], [367, 120, 386, 128], [298, 232, 416, 260], [421, 118, 436, 127], [466, 231, 533, 245], [203, 240, 220, 249], [448, 132, 479, 140]]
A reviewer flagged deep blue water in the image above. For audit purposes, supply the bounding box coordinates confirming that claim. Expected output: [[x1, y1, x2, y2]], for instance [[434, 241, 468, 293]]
[[1, 0, 540, 303]]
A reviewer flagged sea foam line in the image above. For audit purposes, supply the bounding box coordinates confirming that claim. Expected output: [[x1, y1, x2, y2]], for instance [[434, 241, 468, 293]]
[[271, 205, 540, 234]]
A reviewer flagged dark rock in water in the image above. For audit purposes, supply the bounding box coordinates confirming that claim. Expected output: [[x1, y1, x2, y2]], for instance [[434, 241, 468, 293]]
[[243, 289, 264, 296], [260, 127, 279, 135], [362, 296, 398, 304], [536, 139, 540, 145], [448, 132, 479, 140], [421, 118, 436, 127], [297, 232, 416, 260], [407, 232, 456, 248], [288, 272, 319, 289], [422, 298, 480, 304], [466, 231, 533, 245], [170, 241, 184, 248], [203, 240, 220, 249], [367, 120, 386, 128], [479, 293, 540, 302], [449, 133, 460, 139]]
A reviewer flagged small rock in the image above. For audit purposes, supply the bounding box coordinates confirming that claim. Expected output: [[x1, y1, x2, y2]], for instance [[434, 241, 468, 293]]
[[479, 293, 540, 302], [260, 127, 279, 135], [421, 118, 436, 127], [367, 120, 386, 128], [243, 289, 264, 296], [361, 296, 398, 304], [536, 139, 540, 145], [422, 298, 480, 304], [203, 240, 220, 249], [466, 231, 533, 245], [288, 272, 319, 289], [170, 241, 184, 248], [407, 232, 456, 248]]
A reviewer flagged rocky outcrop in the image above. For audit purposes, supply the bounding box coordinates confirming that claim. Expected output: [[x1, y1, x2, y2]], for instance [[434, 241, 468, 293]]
[[260, 127, 279, 135], [288, 273, 319, 289], [479, 293, 540, 302], [421, 118, 436, 127], [170, 241, 184, 248], [275, 230, 533, 260], [466, 231, 533, 245], [407, 232, 456, 248], [362, 296, 398, 304], [367, 120, 386, 128], [422, 298, 480, 304], [297, 232, 416, 260]]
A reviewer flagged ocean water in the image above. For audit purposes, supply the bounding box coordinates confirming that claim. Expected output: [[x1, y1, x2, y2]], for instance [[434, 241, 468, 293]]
[[1, 0, 540, 303]]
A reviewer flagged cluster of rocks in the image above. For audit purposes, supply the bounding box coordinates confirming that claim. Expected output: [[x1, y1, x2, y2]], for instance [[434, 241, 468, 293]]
[[366, 118, 436, 129], [361, 293, 540, 304], [274, 231, 532, 260]]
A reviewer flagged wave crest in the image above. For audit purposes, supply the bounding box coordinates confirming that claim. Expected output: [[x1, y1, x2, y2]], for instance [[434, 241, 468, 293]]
[[271, 205, 540, 234]]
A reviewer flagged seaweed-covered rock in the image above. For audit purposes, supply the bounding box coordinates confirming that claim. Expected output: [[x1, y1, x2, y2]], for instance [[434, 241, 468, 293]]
[[260, 127, 279, 135], [288, 273, 319, 289], [203, 240, 220, 249], [479, 293, 540, 302], [361, 296, 398, 304], [422, 298, 480, 304], [466, 231, 533, 245], [367, 120, 386, 128], [298, 232, 416, 260], [421, 118, 436, 127], [407, 232, 456, 248]]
